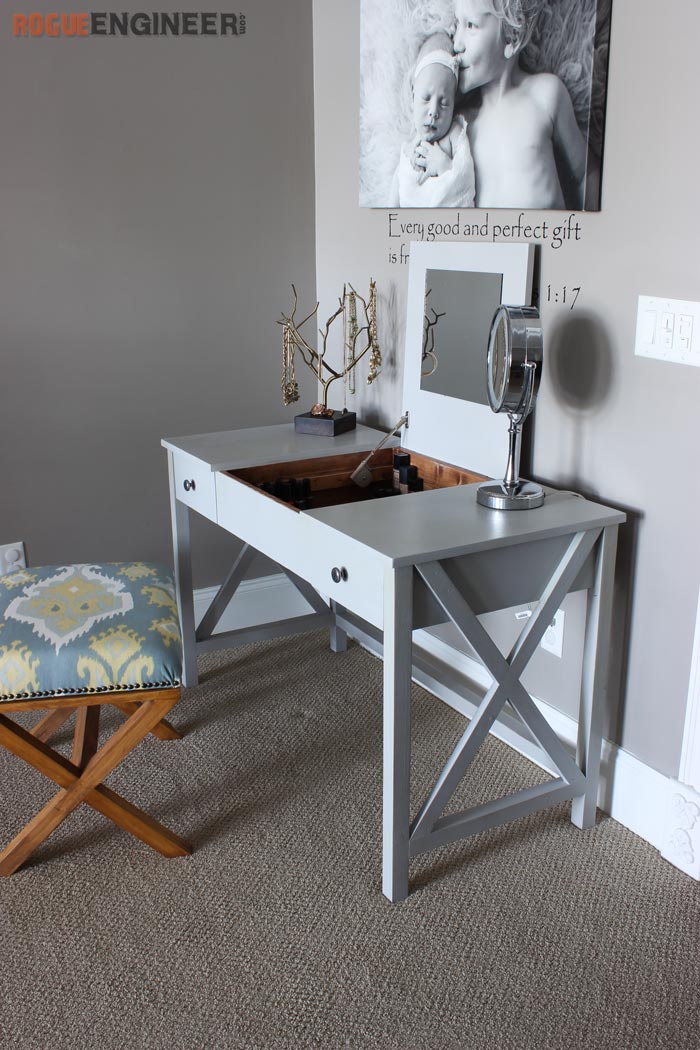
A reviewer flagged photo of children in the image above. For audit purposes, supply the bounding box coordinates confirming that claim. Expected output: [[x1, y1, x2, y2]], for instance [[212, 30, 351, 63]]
[[360, 0, 612, 210]]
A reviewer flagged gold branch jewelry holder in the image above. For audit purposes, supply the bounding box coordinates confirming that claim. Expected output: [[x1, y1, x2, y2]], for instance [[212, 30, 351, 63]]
[[278, 280, 382, 436]]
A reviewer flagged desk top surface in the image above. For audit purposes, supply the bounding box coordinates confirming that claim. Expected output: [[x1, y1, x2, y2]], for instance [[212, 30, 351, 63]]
[[163, 424, 625, 565], [163, 423, 396, 471], [306, 484, 625, 566]]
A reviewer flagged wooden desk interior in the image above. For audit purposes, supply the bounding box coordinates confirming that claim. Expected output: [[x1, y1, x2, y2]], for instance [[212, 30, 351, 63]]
[[226, 448, 487, 513]]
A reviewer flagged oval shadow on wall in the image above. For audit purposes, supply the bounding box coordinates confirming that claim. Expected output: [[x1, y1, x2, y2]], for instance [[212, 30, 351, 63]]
[[537, 310, 615, 492], [546, 310, 614, 416], [543, 310, 638, 755]]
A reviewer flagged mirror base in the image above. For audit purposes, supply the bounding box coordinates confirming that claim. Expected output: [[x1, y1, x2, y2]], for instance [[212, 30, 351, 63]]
[[476, 481, 545, 511]]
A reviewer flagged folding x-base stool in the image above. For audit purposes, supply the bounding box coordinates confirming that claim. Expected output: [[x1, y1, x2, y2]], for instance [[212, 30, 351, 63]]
[[0, 562, 192, 874]]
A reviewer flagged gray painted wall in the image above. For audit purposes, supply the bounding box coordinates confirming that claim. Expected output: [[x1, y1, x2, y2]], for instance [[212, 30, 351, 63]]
[[0, 1, 317, 587], [312, 0, 700, 778]]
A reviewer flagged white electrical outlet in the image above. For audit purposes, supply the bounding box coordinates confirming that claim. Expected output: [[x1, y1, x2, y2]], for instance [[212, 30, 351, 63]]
[[0, 542, 27, 575], [541, 609, 565, 658]]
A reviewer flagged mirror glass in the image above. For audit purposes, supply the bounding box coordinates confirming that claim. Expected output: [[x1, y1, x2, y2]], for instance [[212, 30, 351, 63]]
[[420, 268, 503, 405], [488, 312, 509, 410]]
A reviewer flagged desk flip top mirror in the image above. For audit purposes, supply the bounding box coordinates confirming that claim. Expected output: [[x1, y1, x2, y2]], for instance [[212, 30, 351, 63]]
[[163, 241, 624, 902], [419, 267, 501, 403], [401, 241, 533, 480]]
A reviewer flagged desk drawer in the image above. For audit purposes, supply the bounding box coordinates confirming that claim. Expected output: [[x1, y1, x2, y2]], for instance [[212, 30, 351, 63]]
[[216, 471, 386, 628], [294, 515, 385, 628], [172, 451, 217, 521]]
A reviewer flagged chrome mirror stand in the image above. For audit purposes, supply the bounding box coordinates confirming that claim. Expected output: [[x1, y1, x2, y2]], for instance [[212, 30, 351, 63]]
[[477, 306, 545, 511]]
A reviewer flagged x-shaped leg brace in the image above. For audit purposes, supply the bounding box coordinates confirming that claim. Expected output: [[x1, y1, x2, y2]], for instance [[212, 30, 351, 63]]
[[383, 526, 617, 901], [0, 690, 192, 875], [189, 543, 336, 663]]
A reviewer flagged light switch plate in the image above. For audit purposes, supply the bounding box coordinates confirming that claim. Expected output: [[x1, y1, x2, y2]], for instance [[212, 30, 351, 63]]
[[635, 295, 700, 366]]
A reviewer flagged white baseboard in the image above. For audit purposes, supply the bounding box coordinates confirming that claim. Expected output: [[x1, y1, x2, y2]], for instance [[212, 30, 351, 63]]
[[194, 573, 689, 876], [193, 572, 317, 631]]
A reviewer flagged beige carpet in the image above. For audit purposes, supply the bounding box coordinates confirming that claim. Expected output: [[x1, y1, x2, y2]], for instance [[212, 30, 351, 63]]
[[1, 632, 698, 1050]]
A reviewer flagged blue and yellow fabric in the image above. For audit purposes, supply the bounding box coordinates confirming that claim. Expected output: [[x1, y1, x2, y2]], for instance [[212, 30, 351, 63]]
[[0, 562, 182, 702]]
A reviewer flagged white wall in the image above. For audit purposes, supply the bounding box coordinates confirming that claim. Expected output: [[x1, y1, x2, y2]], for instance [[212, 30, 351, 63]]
[[312, 0, 700, 778]]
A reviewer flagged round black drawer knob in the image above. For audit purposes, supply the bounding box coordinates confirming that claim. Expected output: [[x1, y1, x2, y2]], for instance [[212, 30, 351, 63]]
[[331, 566, 348, 583], [183, 479, 196, 492]]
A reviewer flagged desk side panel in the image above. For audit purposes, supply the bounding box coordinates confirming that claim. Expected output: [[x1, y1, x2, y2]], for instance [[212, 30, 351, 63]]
[[171, 451, 218, 520], [412, 536, 596, 627]]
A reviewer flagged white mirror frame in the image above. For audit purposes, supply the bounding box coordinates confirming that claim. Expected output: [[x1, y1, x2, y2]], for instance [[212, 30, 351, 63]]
[[402, 241, 535, 479]]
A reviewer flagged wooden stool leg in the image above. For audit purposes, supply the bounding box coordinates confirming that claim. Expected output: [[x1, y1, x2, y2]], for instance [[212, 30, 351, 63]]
[[0, 695, 190, 875], [72, 706, 100, 768], [113, 700, 182, 740], [32, 709, 73, 743], [0, 714, 191, 865]]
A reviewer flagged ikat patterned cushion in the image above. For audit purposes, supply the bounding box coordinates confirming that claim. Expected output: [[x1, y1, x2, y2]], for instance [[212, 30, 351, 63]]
[[0, 563, 182, 701]]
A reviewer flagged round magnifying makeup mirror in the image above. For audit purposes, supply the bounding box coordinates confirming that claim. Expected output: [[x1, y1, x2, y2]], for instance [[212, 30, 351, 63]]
[[477, 305, 545, 511]]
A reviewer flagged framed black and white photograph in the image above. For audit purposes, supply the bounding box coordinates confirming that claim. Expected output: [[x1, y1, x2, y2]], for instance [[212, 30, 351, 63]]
[[360, 0, 612, 210]]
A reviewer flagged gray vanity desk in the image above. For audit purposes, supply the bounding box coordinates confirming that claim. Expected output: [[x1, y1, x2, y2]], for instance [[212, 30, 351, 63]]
[[163, 243, 625, 901]]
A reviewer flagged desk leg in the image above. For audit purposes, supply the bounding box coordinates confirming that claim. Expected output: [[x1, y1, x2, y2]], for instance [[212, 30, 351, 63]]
[[382, 564, 413, 903], [167, 452, 198, 688], [572, 525, 619, 830], [329, 602, 348, 653]]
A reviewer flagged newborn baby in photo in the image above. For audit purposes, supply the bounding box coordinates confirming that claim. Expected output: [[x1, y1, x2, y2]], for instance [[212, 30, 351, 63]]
[[390, 33, 475, 208]]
